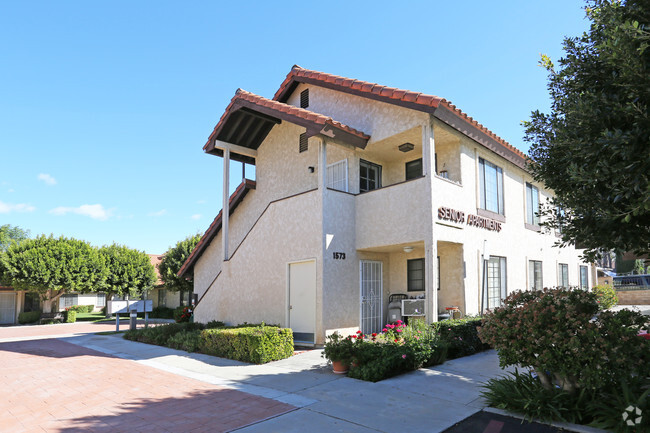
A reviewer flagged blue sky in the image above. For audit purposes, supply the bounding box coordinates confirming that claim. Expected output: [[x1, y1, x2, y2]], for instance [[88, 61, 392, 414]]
[[0, 1, 589, 254]]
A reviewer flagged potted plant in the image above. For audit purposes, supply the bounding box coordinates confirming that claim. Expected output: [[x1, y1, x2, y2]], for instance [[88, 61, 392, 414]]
[[322, 332, 354, 374]]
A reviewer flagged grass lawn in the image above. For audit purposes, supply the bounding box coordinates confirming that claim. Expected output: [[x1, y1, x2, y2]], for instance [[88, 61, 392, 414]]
[[75, 312, 113, 322]]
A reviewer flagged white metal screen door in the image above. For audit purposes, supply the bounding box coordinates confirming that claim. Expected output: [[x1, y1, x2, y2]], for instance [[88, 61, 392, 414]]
[[0, 292, 16, 324], [360, 261, 383, 334]]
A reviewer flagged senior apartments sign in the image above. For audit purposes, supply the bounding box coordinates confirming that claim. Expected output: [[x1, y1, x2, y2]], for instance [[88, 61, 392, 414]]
[[437, 206, 503, 232]]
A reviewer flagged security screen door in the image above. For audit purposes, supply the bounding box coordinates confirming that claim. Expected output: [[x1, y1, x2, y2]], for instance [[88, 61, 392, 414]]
[[360, 261, 383, 334], [288, 260, 316, 343]]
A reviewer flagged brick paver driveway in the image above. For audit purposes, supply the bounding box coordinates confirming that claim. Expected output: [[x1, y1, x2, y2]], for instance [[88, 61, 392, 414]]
[[0, 335, 295, 432], [0, 321, 154, 340]]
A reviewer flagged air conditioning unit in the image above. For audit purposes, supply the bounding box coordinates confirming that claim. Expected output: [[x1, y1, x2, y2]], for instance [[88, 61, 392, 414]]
[[402, 299, 425, 316]]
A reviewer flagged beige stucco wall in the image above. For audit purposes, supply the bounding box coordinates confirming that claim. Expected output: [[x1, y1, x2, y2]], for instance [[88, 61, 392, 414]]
[[356, 177, 429, 250], [430, 120, 590, 315], [194, 190, 322, 331]]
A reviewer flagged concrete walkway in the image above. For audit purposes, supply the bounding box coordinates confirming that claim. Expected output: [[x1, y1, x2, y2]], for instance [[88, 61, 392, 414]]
[[61, 333, 513, 433]]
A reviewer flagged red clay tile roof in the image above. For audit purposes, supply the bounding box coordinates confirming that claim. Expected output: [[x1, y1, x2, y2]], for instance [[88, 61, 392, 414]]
[[178, 179, 256, 278], [204, 89, 370, 155], [274, 65, 528, 168], [148, 254, 164, 286]]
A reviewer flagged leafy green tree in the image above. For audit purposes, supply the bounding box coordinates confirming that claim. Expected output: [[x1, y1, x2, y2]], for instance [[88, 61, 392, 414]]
[[159, 234, 201, 306], [0, 224, 30, 252], [99, 244, 157, 309], [0, 235, 108, 312], [524, 0, 650, 261]]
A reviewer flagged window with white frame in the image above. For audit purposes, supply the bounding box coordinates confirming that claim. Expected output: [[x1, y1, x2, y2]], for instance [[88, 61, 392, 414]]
[[96, 293, 106, 307], [558, 263, 569, 288], [526, 183, 540, 226], [487, 256, 507, 309], [327, 159, 348, 192], [580, 266, 589, 289], [529, 260, 543, 290], [479, 158, 504, 215]]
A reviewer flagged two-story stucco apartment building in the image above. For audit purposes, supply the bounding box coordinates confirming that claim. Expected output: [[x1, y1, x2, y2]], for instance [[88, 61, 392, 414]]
[[178, 65, 592, 345]]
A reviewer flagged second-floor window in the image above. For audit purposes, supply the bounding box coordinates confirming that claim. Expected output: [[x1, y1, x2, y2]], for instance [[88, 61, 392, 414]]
[[360, 159, 382, 192], [479, 158, 504, 215], [526, 183, 540, 226]]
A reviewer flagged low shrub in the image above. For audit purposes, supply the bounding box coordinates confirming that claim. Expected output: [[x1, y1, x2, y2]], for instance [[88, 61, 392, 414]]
[[150, 306, 174, 319], [167, 330, 202, 352], [479, 287, 649, 392], [482, 370, 594, 425], [124, 322, 206, 346], [482, 370, 650, 431], [199, 324, 293, 364], [64, 309, 77, 323], [345, 320, 447, 382], [592, 284, 618, 310], [85, 304, 94, 313], [18, 311, 41, 324], [432, 317, 489, 359]]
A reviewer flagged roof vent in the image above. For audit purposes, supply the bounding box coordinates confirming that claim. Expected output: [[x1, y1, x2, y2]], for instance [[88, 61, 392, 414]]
[[300, 89, 309, 109], [398, 142, 414, 152]]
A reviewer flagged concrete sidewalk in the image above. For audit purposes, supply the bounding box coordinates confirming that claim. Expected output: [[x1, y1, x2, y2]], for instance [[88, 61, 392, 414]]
[[63, 333, 511, 432]]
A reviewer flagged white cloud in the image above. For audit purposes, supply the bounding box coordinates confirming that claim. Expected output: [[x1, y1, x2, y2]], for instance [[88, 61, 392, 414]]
[[49, 204, 112, 221], [37, 173, 57, 186], [0, 200, 36, 213], [7, 189, 14, 193], [191, 214, 202, 220], [148, 209, 167, 217]]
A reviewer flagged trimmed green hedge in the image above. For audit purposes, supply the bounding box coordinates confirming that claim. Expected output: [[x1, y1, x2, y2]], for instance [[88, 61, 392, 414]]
[[18, 311, 41, 324], [199, 326, 294, 364], [123, 321, 292, 364], [431, 317, 490, 359], [65, 309, 77, 323], [150, 306, 174, 319]]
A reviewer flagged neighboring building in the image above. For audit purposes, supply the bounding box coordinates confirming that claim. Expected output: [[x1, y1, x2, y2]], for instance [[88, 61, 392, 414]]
[[179, 65, 592, 345], [148, 254, 188, 309]]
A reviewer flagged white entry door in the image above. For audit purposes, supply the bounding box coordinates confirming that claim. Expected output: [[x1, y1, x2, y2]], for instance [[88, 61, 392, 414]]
[[0, 292, 16, 324], [288, 260, 316, 343], [360, 261, 383, 334]]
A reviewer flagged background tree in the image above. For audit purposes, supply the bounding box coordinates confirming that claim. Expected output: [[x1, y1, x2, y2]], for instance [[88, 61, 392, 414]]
[[524, 0, 650, 261], [0, 235, 108, 312], [159, 234, 201, 306], [0, 224, 30, 252], [100, 244, 157, 310]]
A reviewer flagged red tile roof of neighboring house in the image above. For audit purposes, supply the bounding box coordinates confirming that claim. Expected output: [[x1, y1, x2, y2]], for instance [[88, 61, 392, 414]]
[[204, 89, 370, 155], [148, 254, 164, 286], [178, 179, 256, 278], [274, 65, 528, 168]]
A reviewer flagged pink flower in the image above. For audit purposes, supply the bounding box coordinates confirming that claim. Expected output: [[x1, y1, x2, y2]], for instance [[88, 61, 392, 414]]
[[402, 354, 407, 359], [396, 329, 402, 333], [382, 328, 388, 332]]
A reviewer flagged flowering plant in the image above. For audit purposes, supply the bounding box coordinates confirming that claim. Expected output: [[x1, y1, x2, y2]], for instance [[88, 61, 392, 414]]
[[322, 332, 354, 364]]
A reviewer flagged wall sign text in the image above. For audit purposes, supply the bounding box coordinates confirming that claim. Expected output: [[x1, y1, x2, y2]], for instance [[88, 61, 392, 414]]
[[438, 206, 502, 232]]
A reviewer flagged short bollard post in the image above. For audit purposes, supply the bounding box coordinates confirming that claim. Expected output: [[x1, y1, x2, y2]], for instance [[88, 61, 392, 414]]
[[130, 306, 137, 330], [116, 313, 120, 332]]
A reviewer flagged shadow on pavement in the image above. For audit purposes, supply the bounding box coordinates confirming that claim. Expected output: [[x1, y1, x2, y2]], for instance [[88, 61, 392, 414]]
[[443, 411, 567, 433]]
